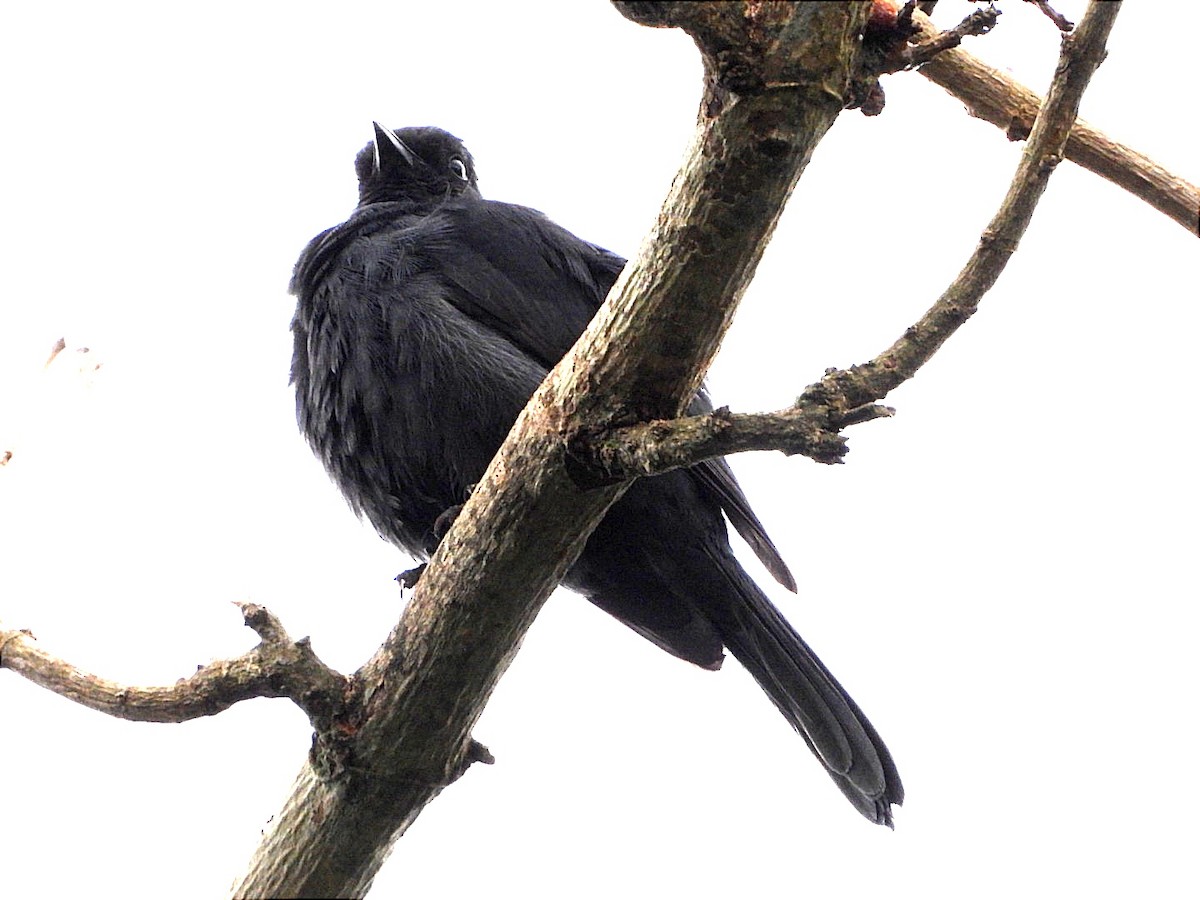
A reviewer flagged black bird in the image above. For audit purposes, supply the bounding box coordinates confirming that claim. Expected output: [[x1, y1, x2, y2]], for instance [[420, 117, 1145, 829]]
[[290, 124, 903, 825]]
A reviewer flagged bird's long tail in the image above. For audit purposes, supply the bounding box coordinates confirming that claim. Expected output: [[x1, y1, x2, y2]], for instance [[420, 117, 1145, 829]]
[[708, 563, 904, 826]]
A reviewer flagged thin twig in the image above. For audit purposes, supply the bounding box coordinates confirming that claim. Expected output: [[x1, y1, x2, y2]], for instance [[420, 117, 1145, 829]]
[[1024, 0, 1075, 33], [901, 3, 1000, 69], [814, 0, 1125, 408]]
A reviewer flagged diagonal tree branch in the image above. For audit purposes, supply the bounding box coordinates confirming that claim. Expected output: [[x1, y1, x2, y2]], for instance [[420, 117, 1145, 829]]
[[911, 7, 1198, 235], [229, 3, 878, 897]]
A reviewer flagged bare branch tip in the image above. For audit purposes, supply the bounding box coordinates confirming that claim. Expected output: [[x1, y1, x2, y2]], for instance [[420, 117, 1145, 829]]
[[233, 602, 291, 646], [901, 2, 1001, 70], [1023, 0, 1074, 34], [839, 404, 896, 427], [469, 740, 495, 766]]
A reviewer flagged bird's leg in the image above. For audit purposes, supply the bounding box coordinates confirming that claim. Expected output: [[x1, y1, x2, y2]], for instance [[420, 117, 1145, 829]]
[[396, 484, 478, 589], [433, 503, 465, 541]]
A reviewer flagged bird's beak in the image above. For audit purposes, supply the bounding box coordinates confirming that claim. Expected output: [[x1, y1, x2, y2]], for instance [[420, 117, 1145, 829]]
[[372, 122, 415, 170]]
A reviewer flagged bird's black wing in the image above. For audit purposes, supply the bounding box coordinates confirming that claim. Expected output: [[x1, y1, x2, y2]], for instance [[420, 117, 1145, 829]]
[[431, 198, 795, 590], [430, 200, 622, 370], [291, 202, 554, 556]]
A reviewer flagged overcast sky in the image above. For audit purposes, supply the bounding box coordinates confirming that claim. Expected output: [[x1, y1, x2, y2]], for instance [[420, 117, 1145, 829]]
[[1, 2, 1196, 897]]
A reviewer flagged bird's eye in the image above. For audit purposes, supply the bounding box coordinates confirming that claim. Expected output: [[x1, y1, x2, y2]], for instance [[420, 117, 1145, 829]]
[[449, 158, 469, 181]]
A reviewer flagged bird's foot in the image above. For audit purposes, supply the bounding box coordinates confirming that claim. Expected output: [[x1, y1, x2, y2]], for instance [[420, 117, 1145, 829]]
[[395, 563, 426, 589]]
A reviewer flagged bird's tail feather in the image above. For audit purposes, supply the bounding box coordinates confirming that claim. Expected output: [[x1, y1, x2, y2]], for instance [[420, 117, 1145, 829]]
[[708, 563, 904, 826]]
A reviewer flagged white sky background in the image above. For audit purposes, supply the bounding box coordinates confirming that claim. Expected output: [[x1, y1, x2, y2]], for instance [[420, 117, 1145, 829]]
[[1, 1, 1196, 896]]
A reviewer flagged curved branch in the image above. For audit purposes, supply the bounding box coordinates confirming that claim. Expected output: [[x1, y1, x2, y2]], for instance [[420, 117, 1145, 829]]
[[823, 0, 1124, 405], [910, 8, 1198, 235], [0, 603, 351, 731]]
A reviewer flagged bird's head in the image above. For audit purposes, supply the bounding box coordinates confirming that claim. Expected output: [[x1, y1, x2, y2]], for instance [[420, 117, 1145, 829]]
[[355, 124, 479, 207]]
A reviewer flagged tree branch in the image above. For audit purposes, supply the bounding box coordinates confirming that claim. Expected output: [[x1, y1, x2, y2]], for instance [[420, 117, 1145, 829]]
[[818, 0, 1125, 405], [566, 0, 1122, 485], [567, 402, 894, 487], [900, 3, 1000, 68], [911, 7, 1198, 235], [0, 603, 350, 731], [229, 3, 877, 897], [1023, 0, 1075, 33]]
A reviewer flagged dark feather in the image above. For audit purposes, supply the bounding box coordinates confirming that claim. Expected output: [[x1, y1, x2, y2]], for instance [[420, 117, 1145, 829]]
[[290, 125, 902, 824]]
